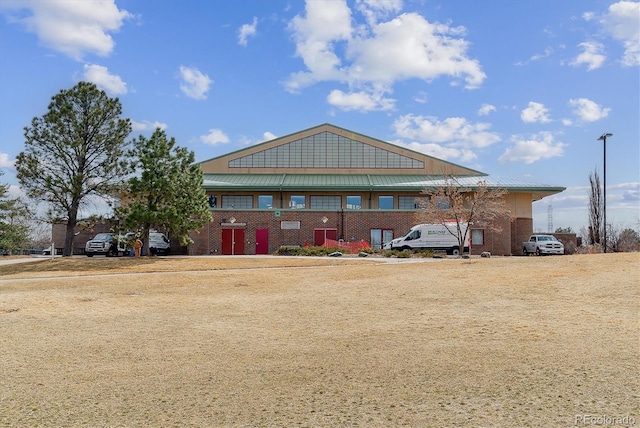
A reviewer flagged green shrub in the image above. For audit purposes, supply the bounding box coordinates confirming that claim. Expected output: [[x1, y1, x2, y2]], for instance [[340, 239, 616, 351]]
[[380, 248, 436, 258], [276, 246, 348, 256]]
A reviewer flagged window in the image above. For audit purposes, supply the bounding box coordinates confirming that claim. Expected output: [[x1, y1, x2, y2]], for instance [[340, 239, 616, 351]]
[[371, 229, 394, 249], [207, 194, 217, 208], [378, 196, 393, 209], [435, 196, 450, 210], [310, 196, 341, 210], [258, 195, 273, 209], [228, 131, 425, 169], [346, 195, 361, 210], [399, 196, 420, 209], [472, 229, 484, 245], [221, 195, 253, 209], [289, 195, 305, 209], [405, 230, 420, 241]]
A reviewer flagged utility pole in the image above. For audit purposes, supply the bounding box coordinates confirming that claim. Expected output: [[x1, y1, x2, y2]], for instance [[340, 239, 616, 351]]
[[597, 133, 612, 253]]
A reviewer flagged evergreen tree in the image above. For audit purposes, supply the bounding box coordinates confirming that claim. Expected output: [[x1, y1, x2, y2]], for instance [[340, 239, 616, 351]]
[[15, 82, 131, 256], [117, 128, 212, 255], [0, 171, 31, 253]]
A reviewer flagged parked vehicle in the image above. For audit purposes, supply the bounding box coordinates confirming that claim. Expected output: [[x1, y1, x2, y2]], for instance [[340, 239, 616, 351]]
[[149, 231, 170, 255], [41, 246, 62, 256], [85, 233, 127, 257], [383, 223, 470, 255], [522, 234, 564, 256], [85, 231, 170, 257]]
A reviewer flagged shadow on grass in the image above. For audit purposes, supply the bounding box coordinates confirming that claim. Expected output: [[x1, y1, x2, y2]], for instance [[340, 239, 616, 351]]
[[0, 257, 165, 276]]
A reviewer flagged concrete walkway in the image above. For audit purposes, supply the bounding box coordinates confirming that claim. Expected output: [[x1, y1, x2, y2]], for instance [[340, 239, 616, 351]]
[[0, 256, 54, 266]]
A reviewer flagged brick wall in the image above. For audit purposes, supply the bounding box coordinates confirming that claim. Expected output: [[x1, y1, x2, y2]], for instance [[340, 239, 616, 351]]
[[188, 210, 524, 256], [511, 217, 534, 256], [52, 222, 112, 255]]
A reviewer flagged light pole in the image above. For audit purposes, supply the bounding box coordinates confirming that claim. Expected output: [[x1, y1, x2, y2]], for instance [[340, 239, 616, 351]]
[[597, 132, 612, 253]]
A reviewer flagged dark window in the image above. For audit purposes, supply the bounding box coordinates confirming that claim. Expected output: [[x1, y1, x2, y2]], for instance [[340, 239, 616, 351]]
[[346, 195, 361, 210], [310, 196, 341, 210], [378, 196, 393, 209], [221, 195, 253, 209], [258, 195, 273, 209], [289, 195, 305, 209]]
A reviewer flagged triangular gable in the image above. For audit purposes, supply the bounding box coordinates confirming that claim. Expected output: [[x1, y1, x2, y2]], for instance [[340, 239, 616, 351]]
[[198, 123, 485, 176]]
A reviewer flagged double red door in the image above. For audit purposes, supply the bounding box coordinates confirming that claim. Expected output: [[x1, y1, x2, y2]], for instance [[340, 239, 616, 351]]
[[313, 228, 337, 246], [221, 228, 245, 255]]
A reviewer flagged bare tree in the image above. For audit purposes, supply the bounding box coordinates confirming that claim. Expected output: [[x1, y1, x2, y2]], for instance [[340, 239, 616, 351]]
[[416, 177, 509, 255], [587, 169, 603, 246]]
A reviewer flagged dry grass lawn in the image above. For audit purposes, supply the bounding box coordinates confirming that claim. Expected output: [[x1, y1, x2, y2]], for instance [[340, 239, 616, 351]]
[[1, 253, 638, 427]]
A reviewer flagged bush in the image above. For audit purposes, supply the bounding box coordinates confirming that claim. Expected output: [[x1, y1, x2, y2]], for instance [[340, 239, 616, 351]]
[[276, 246, 348, 256], [381, 249, 410, 258]]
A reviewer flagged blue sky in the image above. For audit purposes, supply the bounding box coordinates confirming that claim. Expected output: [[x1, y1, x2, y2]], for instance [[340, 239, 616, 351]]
[[1, 0, 638, 234]]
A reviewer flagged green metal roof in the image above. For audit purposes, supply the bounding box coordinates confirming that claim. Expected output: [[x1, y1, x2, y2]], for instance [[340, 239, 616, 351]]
[[202, 173, 565, 199]]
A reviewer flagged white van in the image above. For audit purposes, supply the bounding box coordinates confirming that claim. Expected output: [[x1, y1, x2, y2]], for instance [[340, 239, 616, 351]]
[[149, 231, 170, 255], [383, 223, 470, 255]]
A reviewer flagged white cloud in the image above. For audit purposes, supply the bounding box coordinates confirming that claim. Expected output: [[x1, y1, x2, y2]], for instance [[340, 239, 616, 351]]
[[601, 1, 640, 67], [499, 132, 566, 164], [0, 153, 14, 168], [568, 98, 611, 122], [619, 182, 640, 202], [5, 183, 26, 200], [286, 0, 352, 93], [285, 1, 486, 111], [530, 47, 554, 62], [521, 102, 551, 123], [478, 104, 496, 116], [263, 132, 277, 141], [238, 17, 258, 46], [82, 64, 127, 95], [392, 113, 500, 162], [355, 0, 403, 26], [347, 13, 485, 89], [131, 120, 168, 132], [327, 89, 395, 111], [0, 0, 131, 61], [401, 141, 477, 163], [571, 41, 606, 71], [178, 66, 212, 100], [515, 46, 557, 67], [200, 129, 229, 146], [413, 91, 428, 104]]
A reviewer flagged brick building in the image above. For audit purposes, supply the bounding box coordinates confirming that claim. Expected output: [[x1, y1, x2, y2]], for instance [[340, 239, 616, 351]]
[[187, 123, 564, 256]]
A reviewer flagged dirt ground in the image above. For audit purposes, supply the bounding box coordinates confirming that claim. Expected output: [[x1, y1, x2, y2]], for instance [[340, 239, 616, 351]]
[[1, 253, 638, 427]]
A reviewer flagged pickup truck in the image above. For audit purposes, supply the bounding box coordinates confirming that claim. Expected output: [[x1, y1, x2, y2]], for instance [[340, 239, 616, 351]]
[[85, 233, 128, 257], [522, 234, 564, 256]]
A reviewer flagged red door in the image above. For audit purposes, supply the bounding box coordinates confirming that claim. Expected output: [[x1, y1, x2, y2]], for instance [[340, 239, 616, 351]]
[[256, 228, 269, 254], [313, 228, 338, 246], [221, 228, 245, 255]]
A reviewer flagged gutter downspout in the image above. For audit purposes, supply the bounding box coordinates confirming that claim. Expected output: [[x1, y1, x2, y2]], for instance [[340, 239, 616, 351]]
[[367, 174, 373, 209], [279, 174, 286, 209]]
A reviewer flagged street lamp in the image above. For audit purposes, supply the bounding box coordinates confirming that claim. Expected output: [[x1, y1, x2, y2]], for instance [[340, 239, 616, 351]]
[[597, 132, 612, 253]]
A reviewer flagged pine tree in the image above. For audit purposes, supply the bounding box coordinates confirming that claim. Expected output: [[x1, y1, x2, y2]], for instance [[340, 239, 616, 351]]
[[117, 128, 212, 255], [0, 171, 31, 253], [15, 82, 131, 256]]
